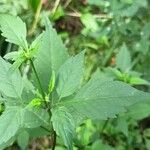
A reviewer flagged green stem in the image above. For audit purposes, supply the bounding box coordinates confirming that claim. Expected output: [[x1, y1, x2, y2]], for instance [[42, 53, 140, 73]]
[[30, 59, 56, 148], [101, 119, 109, 134], [102, 48, 114, 67], [52, 130, 56, 150], [29, 59, 45, 100]]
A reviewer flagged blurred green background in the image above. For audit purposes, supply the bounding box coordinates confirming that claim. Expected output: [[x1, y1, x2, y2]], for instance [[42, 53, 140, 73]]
[[0, 0, 150, 149]]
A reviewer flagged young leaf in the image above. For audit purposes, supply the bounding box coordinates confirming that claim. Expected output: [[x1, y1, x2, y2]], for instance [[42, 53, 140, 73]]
[[0, 14, 28, 49], [4, 50, 26, 70], [4, 33, 44, 70], [4, 51, 20, 61], [129, 76, 150, 85], [116, 44, 131, 72], [29, 33, 44, 59], [0, 57, 23, 98], [51, 106, 75, 150], [33, 17, 68, 92], [30, 33, 44, 49], [58, 80, 150, 124], [57, 51, 85, 99]]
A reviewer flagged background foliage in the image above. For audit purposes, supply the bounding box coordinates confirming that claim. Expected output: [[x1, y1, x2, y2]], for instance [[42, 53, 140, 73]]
[[0, 0, 150, 149]]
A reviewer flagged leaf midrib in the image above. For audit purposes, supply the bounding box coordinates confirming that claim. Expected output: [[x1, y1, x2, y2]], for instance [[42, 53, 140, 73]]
[[58, 94, 149, 106]]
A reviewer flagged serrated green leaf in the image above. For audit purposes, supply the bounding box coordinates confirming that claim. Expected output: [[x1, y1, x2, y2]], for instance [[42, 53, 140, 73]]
[[0, 72, 49, 146], [51, 106, 75, 150], [0, 108, 20, 146], [116, 44, 131, 72], [0, 105, 49, 146], [58, 80, 150, 124], [3, 78, 34, 106], [0, 14, 27, 49], [33, 17, 68, 92], [57, 51, 85, 99], [0, 57, 23, 98]]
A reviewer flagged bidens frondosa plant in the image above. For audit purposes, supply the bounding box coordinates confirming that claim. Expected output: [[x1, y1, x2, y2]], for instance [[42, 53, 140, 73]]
[[0, 14, 150, 150]]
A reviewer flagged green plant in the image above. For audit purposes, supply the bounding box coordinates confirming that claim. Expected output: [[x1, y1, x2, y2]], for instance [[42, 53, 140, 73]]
[[102, 44, 150, 86], [0, 14, 150, 150]]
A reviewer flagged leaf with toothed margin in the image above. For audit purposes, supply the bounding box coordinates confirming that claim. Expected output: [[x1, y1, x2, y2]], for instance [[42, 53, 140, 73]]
[[0, 56, 23, 98], [51, 106, 75, 150], [0, 105, 49, 147], [0, 108, 20, 147], [57, 51, 85, 99], [57, 80, 150, 125], [33, 16, 68, 92], [0, 14, 28, 49]]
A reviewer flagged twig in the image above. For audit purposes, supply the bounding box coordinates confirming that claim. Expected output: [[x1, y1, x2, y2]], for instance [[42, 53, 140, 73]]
[[64, 0, 72, 8], [66, 12, 112, 19], [28, 0, 42, 36], [52, 0, 61, 15]]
